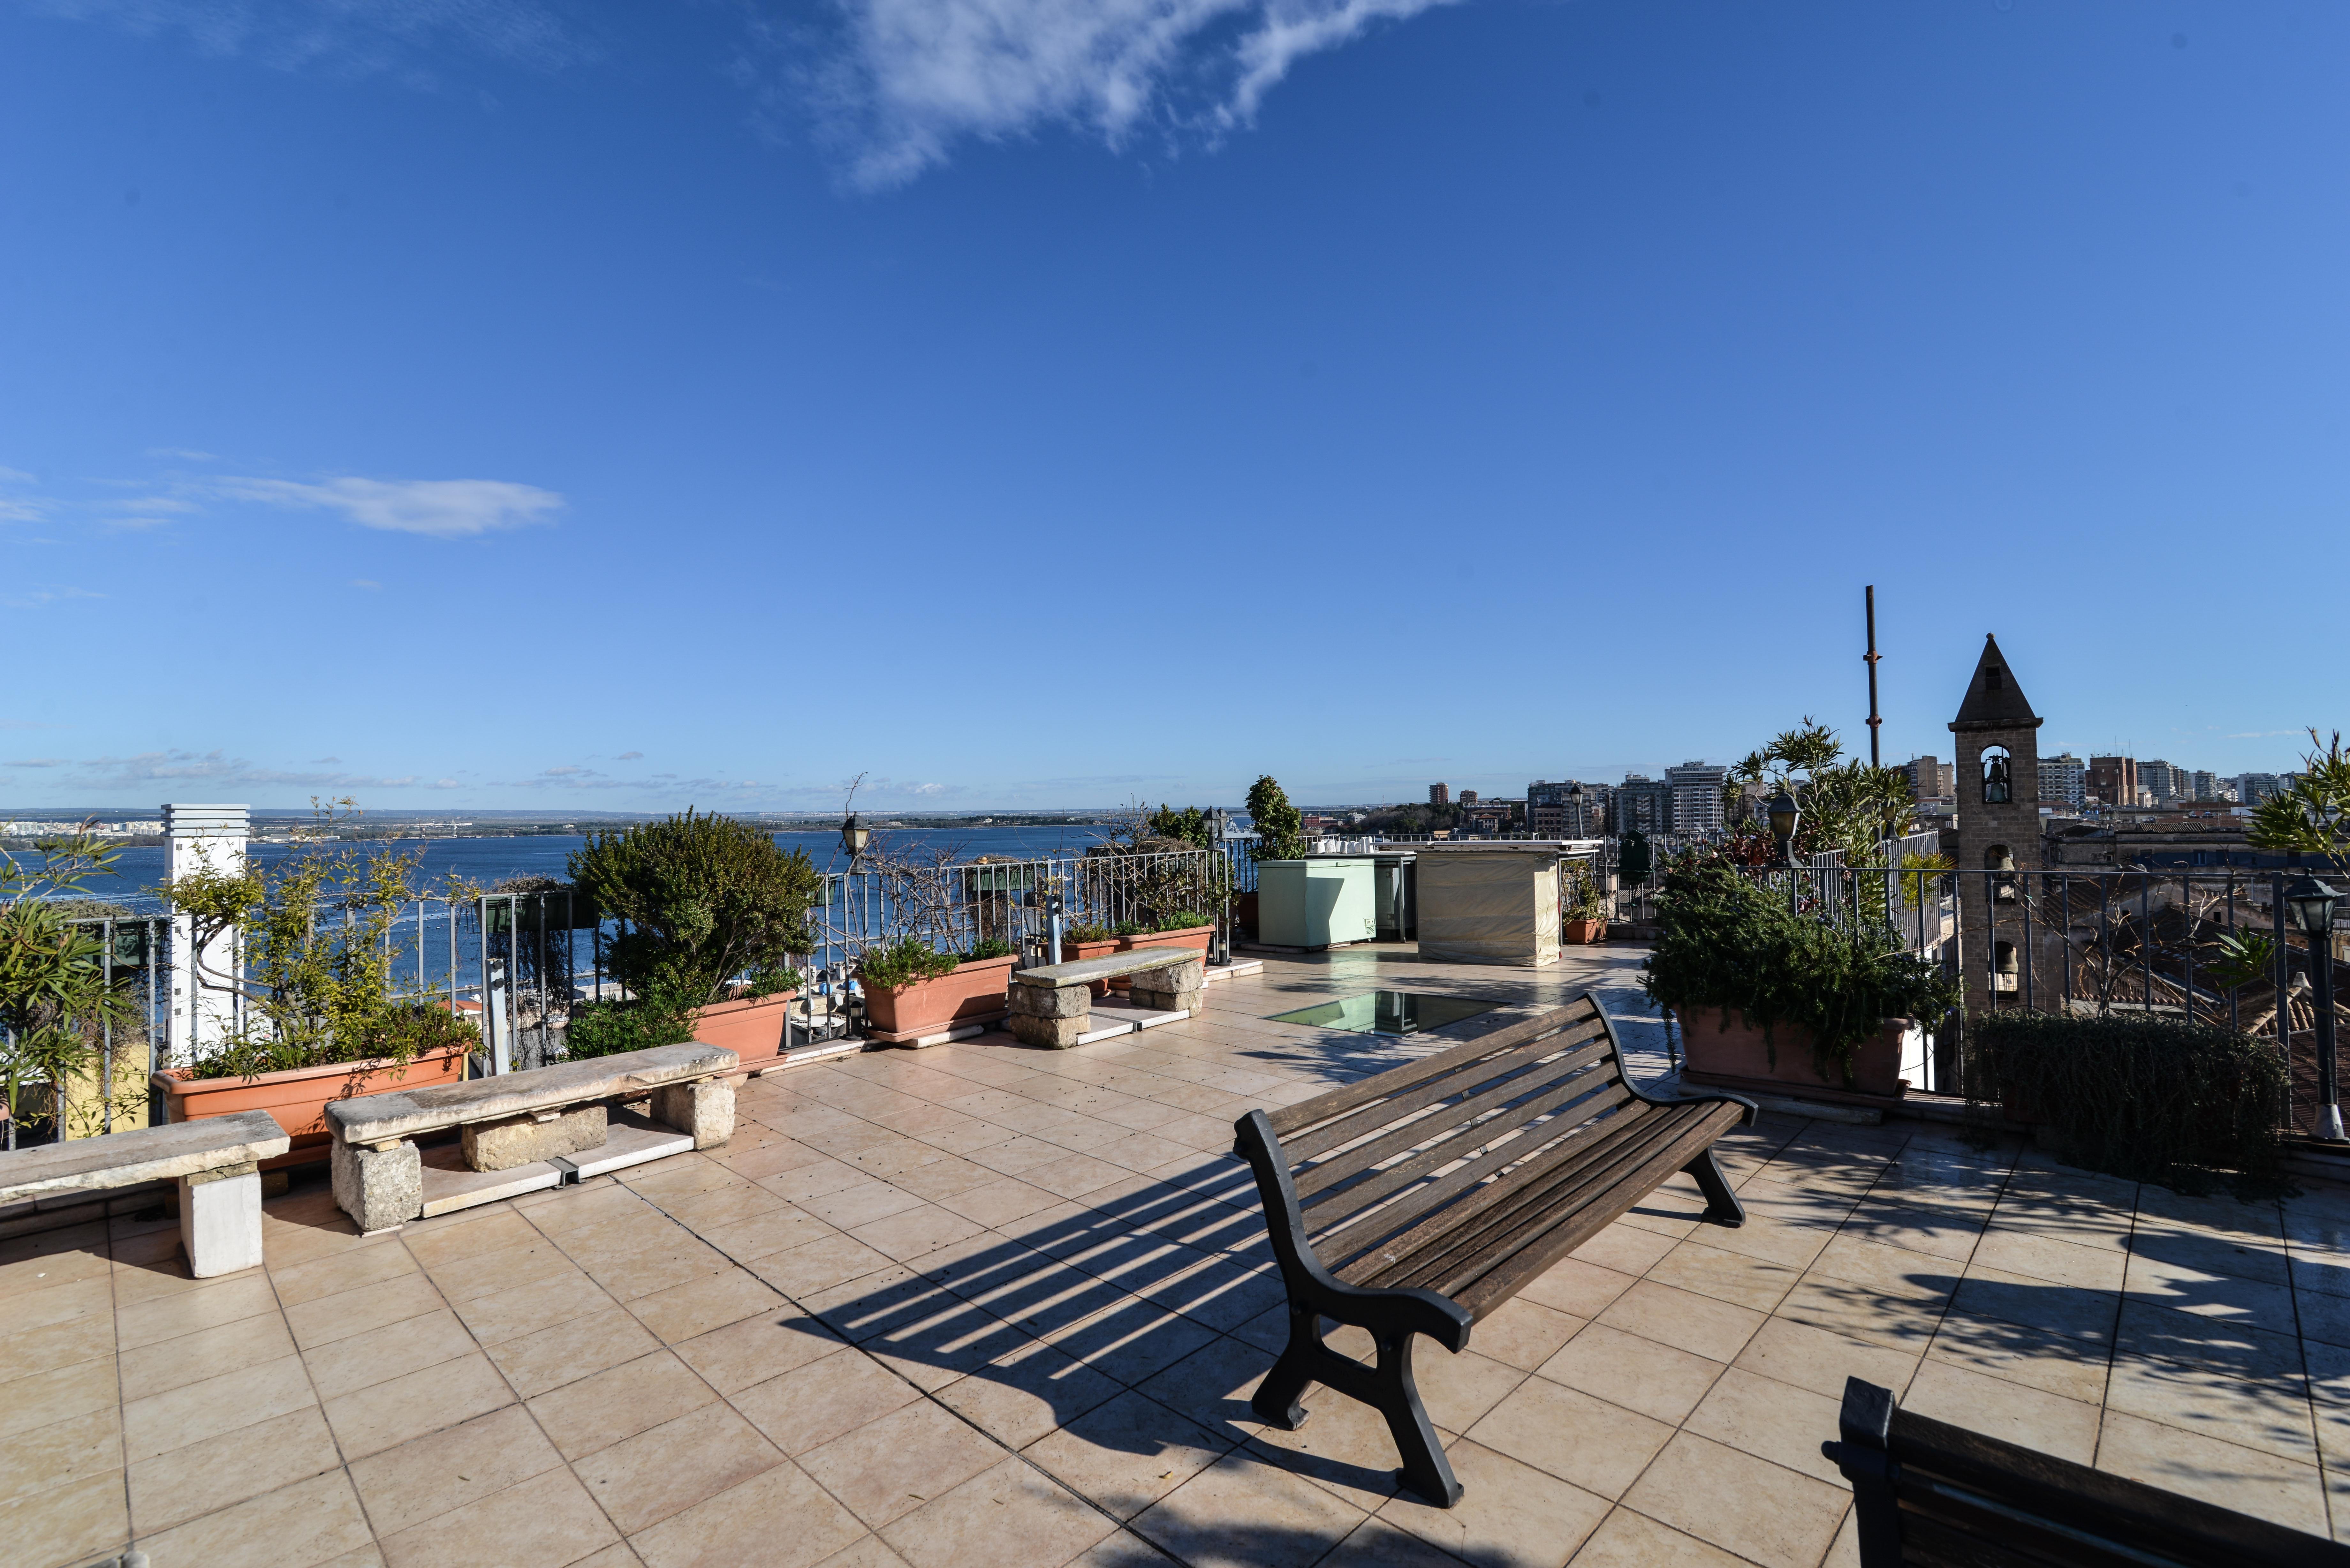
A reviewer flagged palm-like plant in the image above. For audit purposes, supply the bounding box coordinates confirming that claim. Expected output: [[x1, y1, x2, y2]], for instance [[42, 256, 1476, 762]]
[[0, 825, 137, 1147]]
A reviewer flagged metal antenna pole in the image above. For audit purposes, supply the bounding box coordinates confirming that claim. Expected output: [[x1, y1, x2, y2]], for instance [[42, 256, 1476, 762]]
[[1863, 585, 1883, 768]]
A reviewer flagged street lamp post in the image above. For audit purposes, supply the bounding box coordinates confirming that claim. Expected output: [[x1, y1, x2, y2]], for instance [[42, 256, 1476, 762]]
[[1767, 790, 1802, 912], [2287, 874, 2343, 1141], [1568, 782, 1585, 840]]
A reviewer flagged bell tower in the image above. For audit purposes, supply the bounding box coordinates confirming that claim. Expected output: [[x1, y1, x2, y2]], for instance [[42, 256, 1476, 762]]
[[1949, 635, 2042, 1014]]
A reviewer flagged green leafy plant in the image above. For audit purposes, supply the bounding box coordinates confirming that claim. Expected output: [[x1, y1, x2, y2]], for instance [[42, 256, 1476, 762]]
[[1145, 805, 1213, 850], [856, 937, 961, 992], [0, 824, 142, 1146], [1642, 862, 1958, 1086], [569, 809, 819, 1011], [1967, 1012, 2289, 1195], [1898, 851, 1954, 910], [962, 938, 1016, 964], [2246, 728, 2350, 875], [563, 991, 700, 1059], [1157, 910, 1210, 931], [2203, 930, 2279, 992], [165, 802, 482, 1081], [1061, 922, 1114, 945], [1247, 775, 1307, 863], [1111, 921, 1150, 937], [1565, 873, 1609, 923]]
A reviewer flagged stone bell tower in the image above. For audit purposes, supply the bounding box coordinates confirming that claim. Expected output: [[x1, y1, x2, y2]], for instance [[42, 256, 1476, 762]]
[[1949, 636, 2043, 1014]]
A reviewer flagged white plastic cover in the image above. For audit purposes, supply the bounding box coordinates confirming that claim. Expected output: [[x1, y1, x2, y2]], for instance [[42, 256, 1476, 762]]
[[1414, 850, 1561, 967]]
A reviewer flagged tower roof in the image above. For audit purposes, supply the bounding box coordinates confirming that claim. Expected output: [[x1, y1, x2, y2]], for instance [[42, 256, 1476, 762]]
[[1949, 634, 2043, 733]]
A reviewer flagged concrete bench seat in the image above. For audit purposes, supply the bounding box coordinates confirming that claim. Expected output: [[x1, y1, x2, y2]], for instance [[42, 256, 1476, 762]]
[[0, 1110, 290, 1277], [325, 1043, 738, 1233], [1008, 951, 1205, 1049]]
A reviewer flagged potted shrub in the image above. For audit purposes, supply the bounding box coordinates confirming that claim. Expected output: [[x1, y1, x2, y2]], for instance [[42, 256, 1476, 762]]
[[565, 810, 820, 1068], [1562, 877, 1610, 945], [1967, 1011, 2288, 1193], [1112, 910, 1213, 990], [1643, 862, 1957, 1102], [157, 812, 481, 1166], [858, 937, 1020, 1042], [1056, 922, 1121, 997]]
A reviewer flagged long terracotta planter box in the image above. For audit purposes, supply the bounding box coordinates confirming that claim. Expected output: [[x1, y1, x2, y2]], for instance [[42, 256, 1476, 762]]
[[863, 954, 1018, 1043], [1675, 1007, 1914, 1103], [690, 991, 799, 1072], [1110, 925, 1213, 989], [153, 1046, 470, 1169], [1058, 938, 1120, 998], [1563, 918, 1608, 945]]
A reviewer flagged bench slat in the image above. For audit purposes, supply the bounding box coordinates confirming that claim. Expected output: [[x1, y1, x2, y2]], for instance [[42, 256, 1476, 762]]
[[1264, 1000, 1601, 1139], [1284, 1018, 1609, 1165], [1446, 1103, 1743, 1315], [0, 1109, 290, 1201], [1307, 1072, 1635, 1241]]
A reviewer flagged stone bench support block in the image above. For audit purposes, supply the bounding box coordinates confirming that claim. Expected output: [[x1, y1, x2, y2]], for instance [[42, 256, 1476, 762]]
[[1008, 983, 1089, 1020], [333, 1138, 423, 1235], [464, 1105, 607, 1173], [1006, 955, 1203, 1049], [1008, 1011, 1088, 1049], [653, 1078, 733, 1149], [179, 1161, 264, 1278], [1130, 980, 1203, 1016]]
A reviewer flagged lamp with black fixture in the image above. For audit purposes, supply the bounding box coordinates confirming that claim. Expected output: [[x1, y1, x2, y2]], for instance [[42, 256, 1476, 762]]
[[1766, 790, 1801, 865], [2286, 873, 2343, 1141], [1568, 782, 1585, 839]]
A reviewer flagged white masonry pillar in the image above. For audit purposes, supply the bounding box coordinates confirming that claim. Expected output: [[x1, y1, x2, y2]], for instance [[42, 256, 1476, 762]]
[[163, 804, 250, 1069]]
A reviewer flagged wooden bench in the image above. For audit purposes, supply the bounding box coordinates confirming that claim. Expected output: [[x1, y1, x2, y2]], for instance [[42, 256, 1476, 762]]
[[1824, 1375, 2350, 1566], [0, 1111, 289, 1277], [325, 1043, 737, 1233], [1232, 994, 1754, 1506], [1006, 951, 1205, 1049]]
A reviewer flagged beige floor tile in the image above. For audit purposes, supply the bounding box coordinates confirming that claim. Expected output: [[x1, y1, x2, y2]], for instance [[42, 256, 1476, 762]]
[[269, 1236, 421, 1307], [1901, 1357, 2101, 1464], [1465, 1377, 1674, 1500], [1, 1293, 119, 1377], [628, 1461, 869, 1568], [1517, 1258, 1637, 1320], [797, 1398, 1005, 1527], [628, 1266, 780, 1343], [2292, 1288, 2350, 1350], [1379, 1437, 1611, 1568], [1806, 1235, 1962, 1301], [1922, 1315, 2109, 1405], [123, 1351, 316, 1465], [1732, 1317, 1918, 1403], [1244, 1377, 1417, 1513], [1569, 1225, 1675, 1278], [0, 1467, 126, 1568], [1535, 1323, 1723, 1425], [1683, 1367, 1849, 1486], [800, 1179, 934, 1230], [116, 1270, 281, 1352], [1840, 1200, 1984, 1263], [348, 1403, 564, 1539], [0, 1404, 120, 1509], [399, 1207, 540, 1270], [575, 1399, 786, 1534], [137, 1467, 375, 1568], [1970, 1226, 2127, 1292], [2129, 1223, 2290, 1286], [935, 1176, 1065, 1229], [1620, 1432, 1848, 1568], [2096, 1409, 2329, 1536], [447, 1267, 611, 1345], [656, 1178, 792, 1232], [130, 1403, 342, 1534], [321, 1349, 514, 1461], [3, 1271, 115, 1344], [2104, 1355, 2317, 1462], [878, 1456, 1116, 1568], [933, 1334, 1124, 1449], [1566, 1505, 1751, 1567], [578, 1231, 738, 1303], [673, 1308, 846, 1394], [1131, 1446, 1368, 1568], [376, 1464, 621, 1568], [1404, 1346, 1529, 1436], [421, 1232, 581, 1304], [696, 1204, 838, 1263], [301, 1307, 476, 1401], [849, 1204, 989, 1266], [748, 1233, 903, 1298], [1948, 1263, 2119, 1345], [1775, 1275, 1945, 1355], [1024, 1389, 1232, 1519], [1468, 1298, 1585, 1372], [527, 1350, 716, 1460], [2122, 1250, 2294, 1325], [1315, 1515, 1470, 1567], [485, 1302, 665, 1399], [1645, 1240, 1801, 1314], [0, 1356, 122, 1444], [1593, 1279, 1764, 1365], [731, 1348, 922, 1456], [284, 1273, 447, 1352]]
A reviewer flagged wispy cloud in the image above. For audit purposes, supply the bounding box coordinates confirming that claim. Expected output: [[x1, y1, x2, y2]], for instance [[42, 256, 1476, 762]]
[[27, 0, 590, 79], [763, 0, 1459, 187], [616, 751, 644, 761], [3, 586, 103, 609], [4, 758, 68, 768], [219, 476, 563, 538], [44, 748, 460, 792]]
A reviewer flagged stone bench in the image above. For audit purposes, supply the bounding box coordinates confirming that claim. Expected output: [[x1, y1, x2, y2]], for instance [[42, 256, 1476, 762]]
[[325, 1043, 738, 1233], [1007, 951, 1205, 1049], [0, 1110, 290, 1278]]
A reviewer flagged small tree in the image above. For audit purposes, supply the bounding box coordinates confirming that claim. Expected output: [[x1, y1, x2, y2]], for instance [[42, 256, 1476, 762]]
[[0, 825, 139, 1147], [1247, 775, 1307, 862]]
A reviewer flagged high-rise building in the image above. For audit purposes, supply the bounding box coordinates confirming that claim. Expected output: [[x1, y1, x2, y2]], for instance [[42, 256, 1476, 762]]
[[1612, 775, 1671, 834], [2088, 756, 2137, 808], [1901, 756, 1956, 800], [2140, 760, 2182, 806], [2237, 773, 2285, 804], [1528, 780, 1607, 837], [1664, 760, 1728, 834], [1428, 783, 1449, 806], [1458, 789, 1478, 806], [2041, 752, 2086, 807], [2188, 770, 2220, 803]]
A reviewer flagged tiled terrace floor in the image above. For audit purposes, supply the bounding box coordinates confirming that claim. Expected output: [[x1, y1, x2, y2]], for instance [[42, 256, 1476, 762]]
[[10, 946, 2350, 1568]]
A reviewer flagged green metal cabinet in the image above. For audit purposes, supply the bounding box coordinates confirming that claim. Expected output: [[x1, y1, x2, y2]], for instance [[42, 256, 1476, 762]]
[[1256, 858, 1378, 948]]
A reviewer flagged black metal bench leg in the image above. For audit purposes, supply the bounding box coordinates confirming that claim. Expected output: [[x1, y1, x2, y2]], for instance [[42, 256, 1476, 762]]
[[1376, 1331, 1462, 1507], [1685, 1149, 1746, 1227], [1249, 1305, 1321, 1430]]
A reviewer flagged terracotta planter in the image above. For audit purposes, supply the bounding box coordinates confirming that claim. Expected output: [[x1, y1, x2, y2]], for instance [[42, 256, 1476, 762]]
[[153, 1046, 470, 1169], [1562, 917, 1609, 945], [863, 954, 1018, 1041], [690, 991, 799, 1072], [1111, 925, 1213, 990], [1675, 1007, 1912, 1100]]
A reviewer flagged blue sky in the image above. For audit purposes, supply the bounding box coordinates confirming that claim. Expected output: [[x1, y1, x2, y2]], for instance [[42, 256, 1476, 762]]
[[3, 0, 2344, 813]]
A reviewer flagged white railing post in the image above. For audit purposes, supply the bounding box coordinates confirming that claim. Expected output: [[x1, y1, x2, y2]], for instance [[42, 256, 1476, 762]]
[[162, 803, 250, 1067]]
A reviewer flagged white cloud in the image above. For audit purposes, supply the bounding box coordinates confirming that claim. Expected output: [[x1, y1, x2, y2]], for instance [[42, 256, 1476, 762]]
[[784, 0, 1459, 187], [616, 751, 644, 761], [48, 748, 458, 793], [220, 476, 563, 538]]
